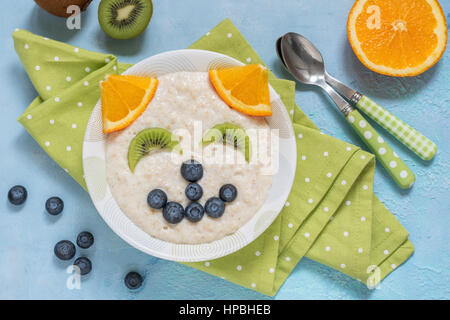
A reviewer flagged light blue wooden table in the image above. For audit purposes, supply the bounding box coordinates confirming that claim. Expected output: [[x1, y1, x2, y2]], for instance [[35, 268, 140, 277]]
[[0, 0, 449, 300]]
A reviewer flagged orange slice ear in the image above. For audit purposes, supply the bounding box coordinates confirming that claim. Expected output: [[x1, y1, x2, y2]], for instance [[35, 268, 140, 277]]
[[209, 64, 272, 116], [101, 75, 158, 133]]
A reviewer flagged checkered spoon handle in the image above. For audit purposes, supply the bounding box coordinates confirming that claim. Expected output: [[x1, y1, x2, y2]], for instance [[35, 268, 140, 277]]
[[356, 95, 437, 161], [347, 109, 415, 189]]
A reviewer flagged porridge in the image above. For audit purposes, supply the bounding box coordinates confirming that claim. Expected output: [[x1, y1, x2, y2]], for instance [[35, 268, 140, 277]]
[[105, 72, 274, 244]]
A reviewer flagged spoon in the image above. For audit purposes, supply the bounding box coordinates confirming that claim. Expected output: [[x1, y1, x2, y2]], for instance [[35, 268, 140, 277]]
[[276, 36, 436, 162], [276, 33, 415, 189]]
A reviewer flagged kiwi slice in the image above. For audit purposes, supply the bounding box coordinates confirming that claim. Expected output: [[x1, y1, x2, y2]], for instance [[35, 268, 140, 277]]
[[128, 128, 181, 172], [98, 0, 153, 40], [202, 123, 252, 162]]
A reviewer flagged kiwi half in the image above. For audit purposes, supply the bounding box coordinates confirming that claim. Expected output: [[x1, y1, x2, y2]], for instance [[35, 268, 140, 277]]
[[98, 0, 153, 40], [128, 128, 181, 172], [202, 123, 252, 162]]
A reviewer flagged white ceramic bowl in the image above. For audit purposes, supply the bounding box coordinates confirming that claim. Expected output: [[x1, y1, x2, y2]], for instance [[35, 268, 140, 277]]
[[82, 49, 296, 262]]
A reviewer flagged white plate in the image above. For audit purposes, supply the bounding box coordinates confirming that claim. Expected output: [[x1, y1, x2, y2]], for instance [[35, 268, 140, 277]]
[[82, 49, 297, 262]]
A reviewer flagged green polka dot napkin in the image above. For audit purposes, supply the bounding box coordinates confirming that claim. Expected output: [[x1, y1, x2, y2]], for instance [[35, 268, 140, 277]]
[[12, 19, 414, 296]]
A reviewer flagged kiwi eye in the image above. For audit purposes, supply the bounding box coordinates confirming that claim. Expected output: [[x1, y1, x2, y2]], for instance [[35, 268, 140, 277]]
[[202, 123, 252, 162], [128, 128, 181, 172]]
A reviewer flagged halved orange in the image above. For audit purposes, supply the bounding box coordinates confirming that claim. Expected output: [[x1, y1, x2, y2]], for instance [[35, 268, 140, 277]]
[[209, 64, 272, 116], [101, 75, 158, 133], [347, 0, 447, 77]]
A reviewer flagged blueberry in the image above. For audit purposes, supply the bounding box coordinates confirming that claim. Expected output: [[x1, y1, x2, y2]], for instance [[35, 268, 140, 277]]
[[45, 197, 64, 215], [124, 271, 143, 290], [74, 257, 92, 275], [219, 184, 237, 202], [185, 183, 203, 201], [7, 185, 27, 205], [181, 159, 203, 182], [162, 202, 184, 224], [185, 202, 205, 222], [54, 240, 76, 261], [76, 231, 94, 249], [147, 189, 167, 209], [205, 197, 225, 218]]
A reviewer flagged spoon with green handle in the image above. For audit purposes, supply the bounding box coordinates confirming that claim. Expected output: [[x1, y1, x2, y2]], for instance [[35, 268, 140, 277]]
[[325, 73, 437, 161], [277, 33, 415, 189]]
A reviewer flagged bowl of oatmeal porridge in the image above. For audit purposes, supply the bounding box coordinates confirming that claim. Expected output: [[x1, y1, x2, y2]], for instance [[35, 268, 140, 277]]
[[83, 49, 297, 261]]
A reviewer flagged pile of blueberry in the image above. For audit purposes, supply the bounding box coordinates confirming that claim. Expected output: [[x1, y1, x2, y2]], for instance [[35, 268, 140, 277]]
[[8, 185, 94, 275], [54, 231, 94, 275], [147, 160, 238, 224], [7, 184, 145, 290], [8, 185, 95, 275]]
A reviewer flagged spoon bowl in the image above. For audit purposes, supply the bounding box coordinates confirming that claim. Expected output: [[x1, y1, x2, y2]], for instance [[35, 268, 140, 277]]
[[279, 32, 326, 86], [278, 32, 351, 115]]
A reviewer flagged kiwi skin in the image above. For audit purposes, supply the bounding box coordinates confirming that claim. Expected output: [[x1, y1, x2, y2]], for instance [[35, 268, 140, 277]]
[[98, 0, 153, 40], [34, 0, 92, 18]]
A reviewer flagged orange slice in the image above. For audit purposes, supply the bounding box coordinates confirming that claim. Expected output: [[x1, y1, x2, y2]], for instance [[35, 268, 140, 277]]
[[347, 0, 447, 77], [209, 64, 272, 116], [101, 75, 158, 133]]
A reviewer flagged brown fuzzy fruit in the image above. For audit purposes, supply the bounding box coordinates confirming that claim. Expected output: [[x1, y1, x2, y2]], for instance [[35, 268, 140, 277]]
[[34, 0, 93, 18]]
